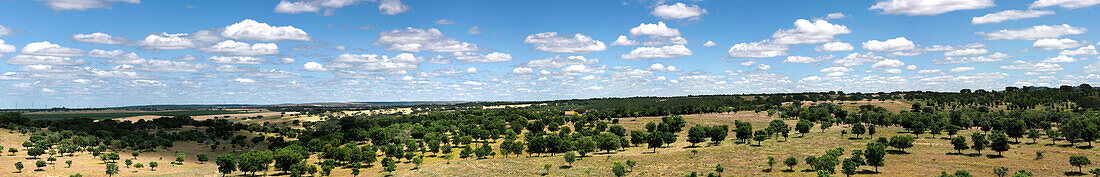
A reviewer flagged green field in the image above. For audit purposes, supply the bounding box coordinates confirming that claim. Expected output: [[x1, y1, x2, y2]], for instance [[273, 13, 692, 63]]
[[21, 110, 242, 120]]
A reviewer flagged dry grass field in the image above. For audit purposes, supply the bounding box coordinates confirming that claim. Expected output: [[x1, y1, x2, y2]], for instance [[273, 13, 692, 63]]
[[0, 111, 1097, 176]]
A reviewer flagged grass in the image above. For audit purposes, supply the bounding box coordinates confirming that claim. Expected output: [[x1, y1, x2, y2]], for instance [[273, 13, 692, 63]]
[[22, 110, 243, 120]]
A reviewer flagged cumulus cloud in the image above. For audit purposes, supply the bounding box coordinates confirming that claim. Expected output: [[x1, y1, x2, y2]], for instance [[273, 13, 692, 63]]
[[826, 13, 846, 20], [629, 22, 681, 37], [611, 35, 638, 46], [38, 0, 140, 11], [620, 45, 692, 60], [727, 40, 788, 58], [871, 59, 905, 69], [1000, 60, 1062, 71], [378, 0, 409, 15], [1060, 45, 1098, 56], [934, 52, 1011, 64], [950, 67, 975, 72], [377, 27, 480, 53], [918, 69, 944, 74], [944, 48, 988, 56], [72, 32, 128, 45], [0, 25, 15, 37], [208, 56, 266, 64], [820, 66, 852, 76], [651, 3, 707, 20], [136, 30, 222, 50], [274, 1, 319, 14], [88, 49, 146, 64], [833, 52, 886, 66], [702, 41, 716, 47], [1085, 61, 1100, 73], [648, 63, 681, 72], [521, 55, 599, 69], [450, 52, 513, 63], [870, 0, 994, 16], [0, 39, 16, 53], [132, 59, 210, 73], [1033, 38, 1082, 50], [302, 61, 327, 71], [1030, 0, 1100, 9], [771, 19, 851, 45], [815, 42, 854, 52], [329, 53, 423, 72], [512, 67, 534, 75], [1041, 55, 1077, 63], [21, 41, 85, 57], [977, 24, 1086, 40], [274, 0, 409, 15], [221, 19, 310, 42], [7, 55, 86, 65], [199, 40, 279, 56], [783, 55, 832, 64], [972, 10, 1054, 24], [862, 37, 916, 51], [524, 32, 606, 54]]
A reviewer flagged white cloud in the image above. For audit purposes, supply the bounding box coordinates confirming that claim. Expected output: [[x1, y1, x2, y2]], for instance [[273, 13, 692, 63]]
[[648, 63, 681, 72], [561, 64, 597, 73], [944, 48, 988, 56], [131, 79, 166, 87], [950, 67, 975, 72], [208, 56, 266, 64], [6, 55, 86, 65], [1000, 60, 1062, 71], [651, 3, 708, 20], [833, 52, 886, 66], [977, 24, 1086, 40], [884, 68, 902, 74], [133, 59, 209, 73], [1033, 38, 1081, 50], [330, 53, 423, 72], [378, 0, 409, 15], [972, 10, 1054, 24], [512, 67, 534, 74], [88, 49, 146, 64], [629, 22, 681, 37], [918, 69, 944, 74], [826, 13, 846, 20], [727, 40, 788, 58], [579, 75, 597, 81], [274, 1, 319, 14], [435, 19, 455, 25], [0, 39, 15, 53], [815, 42, 854, 52], [1085, 61, 1100, 73], [21, 41, 85, 57], [468, 26, 482, 35], [302, 62, 327, 71], [771, 19, 851, 45], [757, 64, 772, 70], [136, 31, 221, 50], [222, 19, 310, 42], [376, 27, 480, 53], [232, 78, 256, 84], [934, 52, 1011, 64], [620, 45, 692, 60], [38, 0, 140, 11], [72, 32, 128, 45], [521, 55, 599, 69], [611, 35, 638, 46], [524, 32, 606, 54], [862, 37, 916, 51], [702, 41, 716, 47], [871, 59, 905, 69], [278, 57, 295, 64], [1041, 55, 1077, 63], [870, 0, 994, 16], [450, 52, 513, 63], [199, 40, 279, 56], [0, 25, 15, 37], [820, 66, 852, 76], [905, 65, 917, 70], [1030, 0, 1100, 9], [783, 55, 827, 63], [1060, 45, 1098, 56]]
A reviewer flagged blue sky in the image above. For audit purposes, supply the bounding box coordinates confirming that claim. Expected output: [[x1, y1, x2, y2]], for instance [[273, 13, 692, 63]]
[[2, 0, 1100, 108]]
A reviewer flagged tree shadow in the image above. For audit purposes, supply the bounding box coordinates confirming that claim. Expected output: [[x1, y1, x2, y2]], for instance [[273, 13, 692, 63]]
[[886, 150, 909, 155], [985, 154, 1005, 158], [1064, 171, 1086, 176], [964, 153, 982, 157], [857, 170, 881, 174], [762, 169, 773, 172], [801, 169, 816, 172], [1075, 145, 1093, 149], [1058, 144, 1075, 148], [559, 165, 572, 169], [847, 137, 864, 140], [781, 169, 795, 173]]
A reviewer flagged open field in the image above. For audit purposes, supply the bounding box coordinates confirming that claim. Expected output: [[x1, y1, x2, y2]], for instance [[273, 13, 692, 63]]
[[4, 111, 1092, 176]]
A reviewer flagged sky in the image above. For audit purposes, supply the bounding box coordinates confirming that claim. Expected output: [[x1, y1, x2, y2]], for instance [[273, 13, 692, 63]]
[[1, 0, 1100, 108]]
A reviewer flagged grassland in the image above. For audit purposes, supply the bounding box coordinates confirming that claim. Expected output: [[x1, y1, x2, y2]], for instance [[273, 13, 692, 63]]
[[1, 111, 1097, 176]]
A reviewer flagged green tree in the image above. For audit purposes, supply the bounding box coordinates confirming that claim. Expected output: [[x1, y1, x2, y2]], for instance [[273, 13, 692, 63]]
[[14, 162, 22, 173], [575, 136, 596, 157], [951, 136, 968, 154], [197, 154, 208, 164], [216, 154, 237, 176], [784, 156, 798, 171], [125, 159, 132, 168], [564, 152, 576, 166], [65, 160, 72, 168], [688, 125, 709, 147], [753, 130, 768, 146], [971, 132, 988, 155], [865, 142, 887, 172], [1070, 155, 1091, 173], [888, 135, 914, 152], [612, 161, 627, 177], [105, 163, 118, 177], [767, 156, 776, 171], [993, 166, 1008, 177], [851, 123, 866, 138], [715, 163, 724, 176], [990, 131, 1011, 156], [841, 158, 859, 177], [35, 160, 45, 171], [796, 120, 813, 137], [544, 163, 552, 175], [626, 160, 636, 172], [382, 157, 396, 174], [149, 161, 157, 171]]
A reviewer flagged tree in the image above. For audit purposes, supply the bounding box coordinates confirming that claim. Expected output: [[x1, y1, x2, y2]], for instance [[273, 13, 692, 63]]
[[412, 156, 423, 170], [27, 147, 44, 159], [647, 132, 665, 153], [149, 161, 158, 171], [216, 154, 237, 177], [134, 163, 143, 169], [125, 159, 132, 167], [708, 125, 729, 145], [796, 120, 813, 137], [175, 152, 186, 165], [1089, 168, 1100, 176], [105, 163, 118, 177], [865, 142, 887, 172], [868, 125, 877, 138], [35, 160, 45, 171], [842, 158, 859, 177], [381, 157, 396, 174], [564, 152, 576, 166], [8, 148, 16, 156], [784, 156, 798, 171], [1070, 155, 1091, 173], [888, 135, 914, 152], [197, 154, 209, 164], [989, 131, 1011, 156], [237, 150, 273, 176], [851, 123, 866, 138], [715, 163, 724, 176], [626, 160, 637, 172], [993, 166, 1008, 177], [688, 125, 709, 147], [65, 160, 72, 168], [820, 119, 833, 132], [543, 163, 552, 175], [14, 162, 22, 173], [753, 130, 768, 146], [736, 121, 754, 143], [576, 136, 596, 157], [767, 156, 776, 171], [612, 162, 627, 177], [971, 132, 988, 155], [1027, 129, 1041, 144], [951, 136, 968, 154]]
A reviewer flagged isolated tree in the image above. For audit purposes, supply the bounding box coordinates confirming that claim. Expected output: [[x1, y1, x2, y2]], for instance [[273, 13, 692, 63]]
[[543, 163, 552, 175], [216, 154, 236, 176], [125, 159, 132, 168], [597, 133, 621, 153], [842, 158, 859, 177], [65, 160, 72, 168], [851, 123, 866, 138], [819, 119, 833, 132], [868, 125, 877, 138], [1070, 155, 1091, 173], [767, 156, 776, 171], [951, 136, 968, 154], [105, 163, 118, 177], [708, 125, 729, 145], [865, 142, 887, 172], [563, 152, 576, 166], [134, 163, 143, 169], [753, 130, 768, 146], [993, 166, 1008, 177], [1027, 129, 1041, 144], [576, 136, 596, 157], [971, 132, 988, 155], [647, 132, 665, 153], [989, 131, 1011, 156], [14, 162, 22, 173], [35, 160, 45, 171], [688, 125, 709, 147], [796, 120, 813, 137], [197, 154, 208, 164], [736, 121, 754, 143], [612, 161, 627, 177], [8, 148, 17, 156], [381, 157, 395, 174], [715, 163, 724, 176], [784, 156, 798, 171], [889, 135, 914, 152], [149, 161, 157, 171]]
